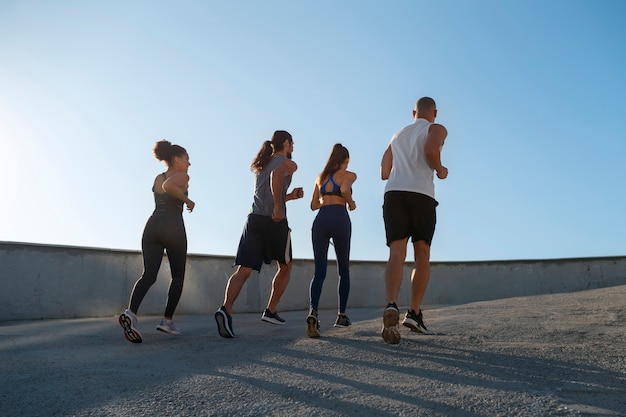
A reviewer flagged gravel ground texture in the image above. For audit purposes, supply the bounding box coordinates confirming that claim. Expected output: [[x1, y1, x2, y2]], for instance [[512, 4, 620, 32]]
[[1, 285, 625, 417]]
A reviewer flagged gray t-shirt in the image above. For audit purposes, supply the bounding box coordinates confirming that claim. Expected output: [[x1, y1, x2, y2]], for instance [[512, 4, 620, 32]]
[[251, 154, 292, 217]]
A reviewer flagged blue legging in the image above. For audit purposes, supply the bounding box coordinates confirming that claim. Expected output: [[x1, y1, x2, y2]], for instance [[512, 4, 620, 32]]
[[310, 205, 351, 313]]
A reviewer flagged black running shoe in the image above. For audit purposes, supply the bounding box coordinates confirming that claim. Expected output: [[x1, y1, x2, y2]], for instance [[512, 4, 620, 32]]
[[261, 309, 286, 325], [334, 314, 351, 327], [402, 309, 429, 334], [215, 306, 235, 338]]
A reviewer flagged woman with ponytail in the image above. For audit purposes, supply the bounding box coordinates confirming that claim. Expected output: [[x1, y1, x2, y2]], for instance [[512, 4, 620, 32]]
[[118, 139, 195, 343], [306, 143, 357, 338]]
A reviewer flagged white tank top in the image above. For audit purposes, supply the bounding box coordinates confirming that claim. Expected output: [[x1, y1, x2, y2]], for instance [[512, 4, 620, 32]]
[[384, 118, 435, 198]]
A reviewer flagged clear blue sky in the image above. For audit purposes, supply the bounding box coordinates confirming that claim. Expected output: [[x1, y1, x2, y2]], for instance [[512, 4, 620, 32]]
[[1, 1, 625, 262]]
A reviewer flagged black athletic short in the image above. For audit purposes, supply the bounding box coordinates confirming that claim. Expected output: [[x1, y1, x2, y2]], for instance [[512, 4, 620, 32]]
[[234, 213, 292, 271], [383, 191, 438, 247]]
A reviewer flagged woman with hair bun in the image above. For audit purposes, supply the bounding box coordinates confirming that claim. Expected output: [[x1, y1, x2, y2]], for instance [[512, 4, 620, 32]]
[[118, 139, 195, 343]]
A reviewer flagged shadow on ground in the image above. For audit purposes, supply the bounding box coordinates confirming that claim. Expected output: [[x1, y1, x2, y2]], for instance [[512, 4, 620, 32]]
[[1, 286, 625, 416]]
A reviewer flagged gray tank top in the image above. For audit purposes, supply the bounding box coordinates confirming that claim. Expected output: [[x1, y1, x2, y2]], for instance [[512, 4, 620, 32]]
[[251, 155, 292, 216]]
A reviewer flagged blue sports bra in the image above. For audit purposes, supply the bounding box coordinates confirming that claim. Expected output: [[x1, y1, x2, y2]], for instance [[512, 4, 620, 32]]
[[320, 174, 344, 197]]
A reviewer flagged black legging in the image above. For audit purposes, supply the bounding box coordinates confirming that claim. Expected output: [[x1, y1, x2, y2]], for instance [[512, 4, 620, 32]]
[[129, 213, 187, 317]]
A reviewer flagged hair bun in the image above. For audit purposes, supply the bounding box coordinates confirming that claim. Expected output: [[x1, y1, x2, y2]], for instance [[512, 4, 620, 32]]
[[153, 139, 173, 161]]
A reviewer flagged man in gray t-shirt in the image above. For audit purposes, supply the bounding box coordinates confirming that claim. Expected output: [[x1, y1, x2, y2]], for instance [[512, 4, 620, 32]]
[[215, 130, 304, 338], [251, 153, 292, 217]]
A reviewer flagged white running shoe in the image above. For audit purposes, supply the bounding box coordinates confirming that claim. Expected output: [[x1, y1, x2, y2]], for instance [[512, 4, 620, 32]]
[[119, 309, 142, 343], [156, 318, 181, 335]]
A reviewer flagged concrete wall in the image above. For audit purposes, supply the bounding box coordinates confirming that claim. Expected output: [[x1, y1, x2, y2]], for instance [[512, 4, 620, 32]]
[[1, 241, 626, 321]]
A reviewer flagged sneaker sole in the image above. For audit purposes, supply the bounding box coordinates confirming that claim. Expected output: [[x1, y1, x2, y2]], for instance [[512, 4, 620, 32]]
[[261, 316, 286, 325], [306, 316, 320, 338], [215, 311, 235, 338], [156, 326, 180, 335], [119, 314, 142, 344], [381, 308, 401, 344]]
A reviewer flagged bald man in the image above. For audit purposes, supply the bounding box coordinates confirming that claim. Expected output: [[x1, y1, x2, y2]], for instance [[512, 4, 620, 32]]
[[380, 97, 448, 344]]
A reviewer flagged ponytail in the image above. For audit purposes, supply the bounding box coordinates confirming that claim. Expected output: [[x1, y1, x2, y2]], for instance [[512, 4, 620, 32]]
[[251, 141, 273, 173], [320, 143, 349, 182], [250, 130, 293, 172]]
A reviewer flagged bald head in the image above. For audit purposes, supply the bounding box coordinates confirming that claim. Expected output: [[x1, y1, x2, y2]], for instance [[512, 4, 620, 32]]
[[413, 97, 437, 122]]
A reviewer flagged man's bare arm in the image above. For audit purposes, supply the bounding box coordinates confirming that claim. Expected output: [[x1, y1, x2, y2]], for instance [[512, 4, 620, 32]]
[[424, 124, 448, 179], [270, 159, 298, 221], [381, 145, 392, 180]]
